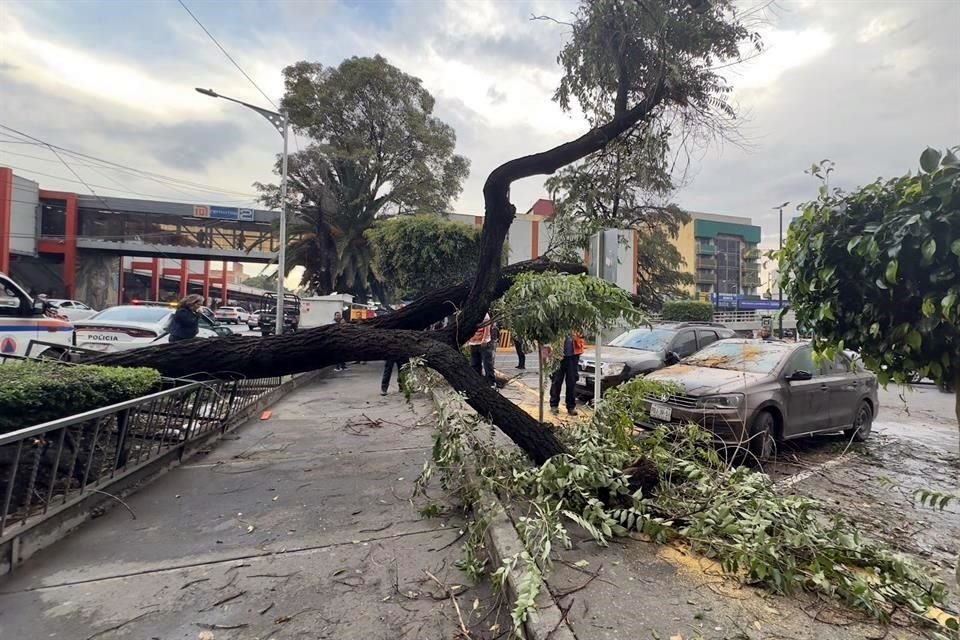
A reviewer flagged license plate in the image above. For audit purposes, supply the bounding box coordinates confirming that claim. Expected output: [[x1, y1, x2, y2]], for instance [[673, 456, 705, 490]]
[[650, 404, 672, 421]]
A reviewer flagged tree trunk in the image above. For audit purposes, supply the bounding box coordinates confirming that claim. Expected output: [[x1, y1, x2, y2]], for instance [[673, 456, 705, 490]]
[[955, 374, 960, 452], [89, 324, 567, 465]]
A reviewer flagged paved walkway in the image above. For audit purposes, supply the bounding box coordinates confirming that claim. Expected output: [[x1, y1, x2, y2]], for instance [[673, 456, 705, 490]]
[[0, 364, 507, 639]]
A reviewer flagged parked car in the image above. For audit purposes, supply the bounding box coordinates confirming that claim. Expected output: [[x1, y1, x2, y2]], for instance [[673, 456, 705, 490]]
[[0, 272, 74, 358], [577, 322, 735, 398], [74, 302, 232, 352], [215, 306, 248, 324], [44, 298, 98, 321], [641, 339, 879, 458], [247, 311, 260, 330]]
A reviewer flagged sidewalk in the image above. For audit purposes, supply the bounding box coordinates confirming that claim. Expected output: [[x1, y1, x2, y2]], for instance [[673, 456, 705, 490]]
[[0, 364, 508, 639]]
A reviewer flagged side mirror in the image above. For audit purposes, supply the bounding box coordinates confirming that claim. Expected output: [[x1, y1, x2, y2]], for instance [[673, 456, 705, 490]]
[[788, 370, 813, 381], [664, 351, 681, 366], [32, 300, 45, 315]]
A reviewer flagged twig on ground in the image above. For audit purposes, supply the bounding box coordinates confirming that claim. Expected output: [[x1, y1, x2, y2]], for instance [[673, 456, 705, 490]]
[[553, 564, 603, 598], [247, 572, 300, 579], [233, 432, 275, 459], [424, 569, 471, 638], [196, 622, 249, 630], [84, 612, 157, 639], [260, 602, 275, 615], [180, 577, 210, 590], [202, 590, 247, 610], [92, 489, 136, 519], [274, 608, 323, 624]]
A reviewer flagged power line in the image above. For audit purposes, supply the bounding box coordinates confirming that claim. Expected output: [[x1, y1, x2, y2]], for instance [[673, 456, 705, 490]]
[[1, 162, 257, 205], [0, 126, 260, 197], [176, 0, 278, 110]]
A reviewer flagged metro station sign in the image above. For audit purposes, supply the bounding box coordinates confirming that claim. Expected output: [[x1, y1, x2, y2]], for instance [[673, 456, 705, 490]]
[[192, 205, 256, 221]]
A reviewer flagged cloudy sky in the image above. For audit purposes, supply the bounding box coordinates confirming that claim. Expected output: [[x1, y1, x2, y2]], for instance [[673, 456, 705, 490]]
[[1, 0, 958, 256]]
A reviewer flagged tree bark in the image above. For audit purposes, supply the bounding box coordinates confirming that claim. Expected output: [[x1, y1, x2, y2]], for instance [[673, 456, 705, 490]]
[[88, 324, 567, 465]]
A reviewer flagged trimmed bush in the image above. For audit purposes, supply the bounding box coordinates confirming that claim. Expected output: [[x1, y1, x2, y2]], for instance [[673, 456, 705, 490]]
[[661, 300, 714, 322], [0, 362, 161, 433]]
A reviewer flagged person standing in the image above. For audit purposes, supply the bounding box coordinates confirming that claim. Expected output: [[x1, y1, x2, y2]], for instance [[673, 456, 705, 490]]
[[549, 333, 584, 416], [467, 314, 496, 387], [381, 358, 405, 395], [169, 294, 203, 342], [333, 310, 347, 371], [513, 335, 527, 369]]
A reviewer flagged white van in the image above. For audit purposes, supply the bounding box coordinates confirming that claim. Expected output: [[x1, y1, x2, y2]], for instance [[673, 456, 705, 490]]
[[0, 273, 74, 358]]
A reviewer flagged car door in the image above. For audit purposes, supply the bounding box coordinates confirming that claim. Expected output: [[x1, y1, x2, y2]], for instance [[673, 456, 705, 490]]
[[669, 330, 699, 360], [822, 353, 861, 428], [695, 329, 720, 352], [781, 346, 831, 436]]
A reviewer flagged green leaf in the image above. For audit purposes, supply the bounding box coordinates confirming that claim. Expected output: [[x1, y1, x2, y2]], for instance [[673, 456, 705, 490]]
[[919, 147, 941, 173], [885, 260, 898, 284], [922, 298, 936, 317], [952, 239, 960, 257], [905, 330, 922, 351], [921, 238, 936, 261], [942, 292, 958, 313]]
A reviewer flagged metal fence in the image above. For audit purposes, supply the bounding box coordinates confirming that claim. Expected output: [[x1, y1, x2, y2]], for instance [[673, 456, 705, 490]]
[[0, 374, 285, 538]]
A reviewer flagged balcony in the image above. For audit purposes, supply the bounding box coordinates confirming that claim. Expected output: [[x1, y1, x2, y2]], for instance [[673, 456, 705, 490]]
[[696, 244, 715, 255], [696, 274, 715, 285], [696, 258, 717, 270]]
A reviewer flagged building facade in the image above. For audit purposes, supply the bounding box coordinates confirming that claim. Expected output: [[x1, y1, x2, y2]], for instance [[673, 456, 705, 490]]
[[671, 211, 762, 306]]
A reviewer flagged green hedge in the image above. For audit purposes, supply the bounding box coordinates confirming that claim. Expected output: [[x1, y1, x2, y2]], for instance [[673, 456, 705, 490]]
[[0, 362, 161, 433], [661, 300, 714, 322]]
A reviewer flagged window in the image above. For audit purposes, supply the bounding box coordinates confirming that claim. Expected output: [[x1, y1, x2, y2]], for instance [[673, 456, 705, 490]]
[[716, 236, 743, 296], [696, 329, 720, 349], [783, 347, 818, 378], [75, 302, 91, 310], [0, 282, 24, 316], [671, 331, 698, 358], [59, 301, 74, 308], [686, 341, 794, 374], [92, 307, 171, 323], [821, 352, 853, 375], [608, 328, 675, 352]]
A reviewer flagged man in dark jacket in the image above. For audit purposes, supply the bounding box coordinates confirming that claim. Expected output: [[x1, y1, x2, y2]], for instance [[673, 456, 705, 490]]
[[169, 294, 203, 342]]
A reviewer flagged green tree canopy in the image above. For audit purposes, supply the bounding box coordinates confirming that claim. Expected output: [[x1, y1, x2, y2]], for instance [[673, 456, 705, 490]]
[[257, 55, 470, 300], [366, 215, 482, 300], [780, 147, 960, 436]]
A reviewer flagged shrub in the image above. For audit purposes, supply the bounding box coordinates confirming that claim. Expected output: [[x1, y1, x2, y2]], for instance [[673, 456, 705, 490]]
[[0, 362, 161, 433], [661, 299, 714, 322]]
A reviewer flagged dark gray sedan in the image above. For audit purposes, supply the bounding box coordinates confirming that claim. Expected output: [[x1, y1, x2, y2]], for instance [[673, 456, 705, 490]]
[[642, 339, 879, 458]]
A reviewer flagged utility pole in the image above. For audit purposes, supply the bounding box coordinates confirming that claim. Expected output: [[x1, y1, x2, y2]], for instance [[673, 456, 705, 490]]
[[196, 88, 289, 335], [773, 202, 789, 338]]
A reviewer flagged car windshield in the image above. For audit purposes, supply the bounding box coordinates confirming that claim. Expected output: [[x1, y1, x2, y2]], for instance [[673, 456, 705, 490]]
[[607, 328, 674, 352], [684, 340, 794, 374], [91, 306, 171, 324]]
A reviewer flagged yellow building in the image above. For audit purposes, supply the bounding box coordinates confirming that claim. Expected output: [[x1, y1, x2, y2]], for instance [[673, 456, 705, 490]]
[[670, 212, 762, 304]]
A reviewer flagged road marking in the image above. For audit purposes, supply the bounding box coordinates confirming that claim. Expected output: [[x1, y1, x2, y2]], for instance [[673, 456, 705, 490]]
[[774, 454, 856, 489]]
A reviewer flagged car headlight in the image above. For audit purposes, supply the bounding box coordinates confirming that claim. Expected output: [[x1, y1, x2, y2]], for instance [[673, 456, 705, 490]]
[[599, 362, 626, 377], [695, 394, 744, 409]]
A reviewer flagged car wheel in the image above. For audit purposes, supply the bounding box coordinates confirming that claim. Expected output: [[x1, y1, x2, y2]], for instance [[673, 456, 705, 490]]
[[748, 410, 777, 461], [844, 401, 873, 442]]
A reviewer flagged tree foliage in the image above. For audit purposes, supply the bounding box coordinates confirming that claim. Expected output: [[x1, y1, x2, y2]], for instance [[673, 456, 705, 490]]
[[496, 272, 645, 346], [661, 299, 713, 322], [780, 147, 960, 434], [257, 55, 470, 299], [366, 215, 482, 300]]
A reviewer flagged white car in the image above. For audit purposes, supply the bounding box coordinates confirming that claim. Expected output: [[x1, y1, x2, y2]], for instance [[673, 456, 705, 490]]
[[246, 311, 260, 330], [74, 303, 231, 353], [44, 298, 98, 321], [215, 306, 248, 324]]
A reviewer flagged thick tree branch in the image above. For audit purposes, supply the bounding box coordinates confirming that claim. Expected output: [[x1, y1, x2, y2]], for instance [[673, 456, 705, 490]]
[[87, 325, 567, 465], [455, 78, 669, 345]]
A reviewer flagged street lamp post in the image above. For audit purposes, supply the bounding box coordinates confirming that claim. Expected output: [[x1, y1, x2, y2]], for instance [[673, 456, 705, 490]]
[[773, 202, 789, 338], [196, 88, 289, 335]]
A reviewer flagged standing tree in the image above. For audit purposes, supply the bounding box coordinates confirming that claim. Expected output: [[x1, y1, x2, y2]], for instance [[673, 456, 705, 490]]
[[92, 0, 758, 466], [255, 56, 471, 300], [780, 147, 960, 444], [496, 271, 646, 422], [366, 215, 482, 301]]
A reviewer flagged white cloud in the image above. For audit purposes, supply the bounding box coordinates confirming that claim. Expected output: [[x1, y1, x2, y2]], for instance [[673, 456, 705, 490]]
[[731, 27, 834, 92]]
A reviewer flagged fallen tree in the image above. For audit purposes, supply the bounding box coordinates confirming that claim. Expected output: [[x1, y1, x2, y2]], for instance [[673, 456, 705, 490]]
[[90, 0, 758, 466]]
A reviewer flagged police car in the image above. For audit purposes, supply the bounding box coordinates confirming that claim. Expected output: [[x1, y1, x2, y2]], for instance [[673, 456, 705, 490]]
[[0, 273, 74, 358], [73, 300, 233, 353]]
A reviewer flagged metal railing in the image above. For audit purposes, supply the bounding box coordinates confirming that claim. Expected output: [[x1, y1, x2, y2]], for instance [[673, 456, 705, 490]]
[[0, 374, 285, 538]]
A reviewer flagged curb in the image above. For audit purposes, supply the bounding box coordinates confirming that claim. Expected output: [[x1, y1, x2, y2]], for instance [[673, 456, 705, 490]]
[[430, 387, 577, 640], [0, 370, 322, 577]]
